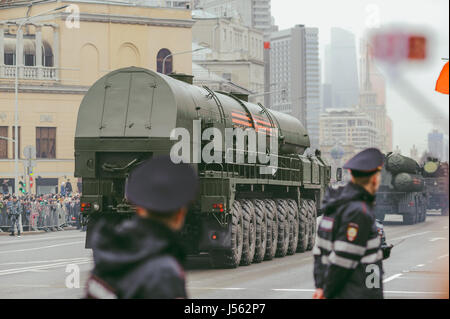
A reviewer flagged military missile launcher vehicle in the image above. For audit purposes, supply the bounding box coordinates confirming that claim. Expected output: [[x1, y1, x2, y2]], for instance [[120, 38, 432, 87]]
[[423, 158, 449, 216], [75, 67, 333, 268], [374, 153, 427, 225]]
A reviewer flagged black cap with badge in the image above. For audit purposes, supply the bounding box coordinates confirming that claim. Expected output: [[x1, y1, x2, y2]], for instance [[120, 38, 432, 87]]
[[343, 148, 385, 177], [125, 156, 199, 214]]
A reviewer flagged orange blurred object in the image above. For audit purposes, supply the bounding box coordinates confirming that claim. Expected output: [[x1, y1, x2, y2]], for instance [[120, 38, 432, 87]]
[[436, 62, 449, 95], [408, 36, 427, 60]]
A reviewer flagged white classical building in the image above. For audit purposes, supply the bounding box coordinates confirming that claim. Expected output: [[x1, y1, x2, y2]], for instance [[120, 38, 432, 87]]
[[192, 10, 265, 103]]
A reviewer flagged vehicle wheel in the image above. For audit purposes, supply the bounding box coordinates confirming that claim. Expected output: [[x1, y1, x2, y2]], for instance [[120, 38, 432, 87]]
[[275, 199, 290, 258], [297, 199, 310, 252], [377, 211, 386, 223], [239, 200, 256, 266], [264, 199, 278, 260], [403, 213, 416, 225], [210, 200, 243, 269], [286, 199, 299, 255], [307, 200, 317, 251], [252, 199, 267, 264]]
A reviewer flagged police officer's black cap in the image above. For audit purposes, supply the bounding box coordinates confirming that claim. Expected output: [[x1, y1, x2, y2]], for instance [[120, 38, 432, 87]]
[[344, 148, 385, 177], [125, 156, 198, 213]]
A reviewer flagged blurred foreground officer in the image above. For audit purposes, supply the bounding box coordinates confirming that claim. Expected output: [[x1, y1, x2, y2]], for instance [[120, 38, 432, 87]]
[[85, 156, 198, 299], [313, 148, 385, 299]]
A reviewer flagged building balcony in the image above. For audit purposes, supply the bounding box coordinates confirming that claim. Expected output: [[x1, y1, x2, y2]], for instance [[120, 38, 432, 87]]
[[0, 65, 57, 80]]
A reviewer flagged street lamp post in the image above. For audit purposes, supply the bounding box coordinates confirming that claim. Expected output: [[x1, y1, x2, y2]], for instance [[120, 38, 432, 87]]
[[12, 5, 68, 195], [162, 47, 209, 75]]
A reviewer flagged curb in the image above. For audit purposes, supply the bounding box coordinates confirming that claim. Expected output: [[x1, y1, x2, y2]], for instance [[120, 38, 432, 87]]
[[0, 226, 78, 236]]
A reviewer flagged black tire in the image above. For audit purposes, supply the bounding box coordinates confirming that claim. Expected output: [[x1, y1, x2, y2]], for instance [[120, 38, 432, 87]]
[[307, 200, 317, 251], [210, 200, 243, 269], [264, 199, 278, 260], [275, 199, 290, 258], [286, 199, 299, 255], [239, 200, 256, 266], [297, 199, 310, 253], [252, 199, 267, 264]]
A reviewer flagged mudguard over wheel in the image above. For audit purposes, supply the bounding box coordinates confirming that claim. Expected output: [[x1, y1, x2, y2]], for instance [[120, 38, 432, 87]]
[[264, 199, 278, 260], [297, 199, 310, 253], [239, 200, 256, 266], [252, 199, 268, 264], [275, 199, 290, 258], [306, 200, 317, 251], [210, 201, 243, 269], [286, 199, 299, 255]]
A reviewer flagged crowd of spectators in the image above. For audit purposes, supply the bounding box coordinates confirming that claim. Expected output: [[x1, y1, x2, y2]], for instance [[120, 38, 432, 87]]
[[0, 192, 83, 234]]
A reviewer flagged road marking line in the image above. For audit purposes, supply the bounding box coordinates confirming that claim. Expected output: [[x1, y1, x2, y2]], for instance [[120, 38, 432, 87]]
[[416, 264, 425, 267], [390, 231, 432, 242], [0, 261, 91, 276], [0, 241, 85, 254], [188, 287, 246, 291], [384, 291, 445, 295], [272, 289, 315, 292], [0, 234, 85, 245], [383, 273, 403, 283], [429, 238, 446, 242], [438, 254, 449, 260], [0, 257, 91, 266]]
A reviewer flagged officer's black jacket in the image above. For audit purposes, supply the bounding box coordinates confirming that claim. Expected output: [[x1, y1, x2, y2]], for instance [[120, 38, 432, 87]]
[[314, 182, 384, 299], [86, 216, 187, 299]]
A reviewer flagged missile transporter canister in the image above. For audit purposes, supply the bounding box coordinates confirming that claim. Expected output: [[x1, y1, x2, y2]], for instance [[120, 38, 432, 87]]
[[75, 67, 332, 268], [423, 159, 449, 216], [374, 153, 427, 225]]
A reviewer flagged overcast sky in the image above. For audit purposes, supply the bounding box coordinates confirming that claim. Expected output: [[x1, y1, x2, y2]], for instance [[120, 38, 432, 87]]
[[272, 0, 449, 156]]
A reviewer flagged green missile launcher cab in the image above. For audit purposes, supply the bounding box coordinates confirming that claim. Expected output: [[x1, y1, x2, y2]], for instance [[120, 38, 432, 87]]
[[374, 153, 428, 225], [423, 159, 449, 216], [75, 67, 332, 268]]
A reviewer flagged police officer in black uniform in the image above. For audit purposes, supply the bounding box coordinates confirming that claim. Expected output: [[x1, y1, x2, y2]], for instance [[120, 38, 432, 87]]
[[313, 148, 389, 299], [85, 156, 198, 299]]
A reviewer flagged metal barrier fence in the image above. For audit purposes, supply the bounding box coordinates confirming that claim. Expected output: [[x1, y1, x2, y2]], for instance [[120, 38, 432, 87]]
[[0, 201, 81, 234]]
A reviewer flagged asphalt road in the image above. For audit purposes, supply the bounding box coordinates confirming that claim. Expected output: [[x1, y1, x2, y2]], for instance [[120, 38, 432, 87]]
[[0, 213, 448, 299]]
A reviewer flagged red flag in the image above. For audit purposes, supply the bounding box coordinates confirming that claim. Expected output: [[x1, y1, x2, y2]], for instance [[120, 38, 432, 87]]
[[436, 62, 449, 95]]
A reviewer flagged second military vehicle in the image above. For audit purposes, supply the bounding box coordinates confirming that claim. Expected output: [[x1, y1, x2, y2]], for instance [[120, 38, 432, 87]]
[[75, 67, 333, 268], [374, 153, 427, 225], [423, 158, 449, 216]]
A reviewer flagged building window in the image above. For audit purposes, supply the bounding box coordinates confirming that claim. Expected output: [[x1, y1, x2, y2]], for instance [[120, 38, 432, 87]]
[[0, 126, 7, 159], [156, 48, 172, 75], [24, 54, 35, 66], [4, 53, 15, 65], [12, 126, 21, 159], [36, 127, 56, 159]]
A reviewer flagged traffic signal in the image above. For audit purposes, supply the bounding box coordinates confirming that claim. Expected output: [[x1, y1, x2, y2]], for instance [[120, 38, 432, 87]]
[[19, 181, 25, 194]]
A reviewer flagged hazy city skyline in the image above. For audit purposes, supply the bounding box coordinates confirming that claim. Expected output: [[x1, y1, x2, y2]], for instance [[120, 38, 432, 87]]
[[272, 0, 449, 157]]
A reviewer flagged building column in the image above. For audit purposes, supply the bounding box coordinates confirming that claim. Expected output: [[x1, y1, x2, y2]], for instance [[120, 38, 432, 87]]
[[52, 25, 59, 80], [35, 25, 43, 79], [0, 24, 4, 77], [16, 24, 24, 78]]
